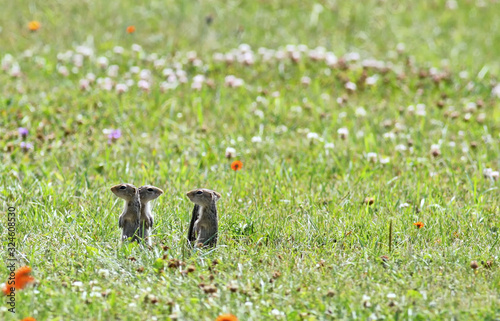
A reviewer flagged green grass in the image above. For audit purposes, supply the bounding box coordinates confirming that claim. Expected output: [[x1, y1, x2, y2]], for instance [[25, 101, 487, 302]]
[[1, 0, 500, 320]]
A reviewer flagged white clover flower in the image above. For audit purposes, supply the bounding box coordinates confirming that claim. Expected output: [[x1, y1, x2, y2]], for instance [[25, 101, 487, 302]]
[[345, 52, 360, 61], [366, 76, 378, 86], [251, 136, 262, 143], [254, 109, 264, 119], [431, 144, 441, 157], [131, 44, 142, 52], [275, 125, 288, 134], [243, 52, 255, 65], [213, 52, 224, 62], [113, 46, 124, 54], [362, 295, 371, 301], [355, 107, 367, 117], [431, 144, 441, 152], [225, 75, 236, 86], [383, 132, 396, 140], [115, 83, 128, 94], [2, 54, 14, 71], [160, 81, 177, 92], [73, 54, 84, 67], [307, 132, 319, 140], [483, 168, 499, 180], [416, 104, 426, 116], [129, 66, 140, 74], [301, 76, 311, 86], [233, 78, 244, 88], [79, 79, 90, 91], [338, 128, 349, 140], [191, 81, 202, 90], [73, 281, 83, 287], [345, 81, 357, 91], [492, 84, 500, 98], [380, 157, 390, 164], [387, 293, 397, 299], [186, 50, 197, 61], [395, 144, 407, 152], [367, 152, 378, 163], [140, 69, 152, 80], [137, 80, 150, 92], [107, 65, 119, 78], [193, 74, 205, 83], [57, 65, 69, 76], [86, 72, 96, 82], [271, 309, 284, 316], [97, 56, 108, 69], [162, 68, 174, 77], [225, 52, 235, 63], [399, 203, 410, 208], [446, 0, 458, 9], [76, 45, 93, 57], [465, 102, 477, 112], [239, 43, 251, 53], [225, 147, 236, 159], [325, 143, 335, 149]]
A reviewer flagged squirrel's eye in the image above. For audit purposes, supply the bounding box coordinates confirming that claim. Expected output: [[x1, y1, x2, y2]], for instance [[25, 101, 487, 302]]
[[196, 191, 203, 194], [119, 186, 126, 190], [147, 188, 153, 192]]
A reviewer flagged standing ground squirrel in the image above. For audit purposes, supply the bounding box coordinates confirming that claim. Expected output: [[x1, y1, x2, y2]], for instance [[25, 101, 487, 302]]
[[111, 183, 141, 242], [186, 188, 221, 247], [138, 185, 164, 245]]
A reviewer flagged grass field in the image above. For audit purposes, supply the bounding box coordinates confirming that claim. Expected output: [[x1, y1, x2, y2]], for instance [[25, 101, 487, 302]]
[[1, 0, 500, 320]]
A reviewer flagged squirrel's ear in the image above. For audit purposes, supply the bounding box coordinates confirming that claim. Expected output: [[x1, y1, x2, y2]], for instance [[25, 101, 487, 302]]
[[212, 191, 221, 201]]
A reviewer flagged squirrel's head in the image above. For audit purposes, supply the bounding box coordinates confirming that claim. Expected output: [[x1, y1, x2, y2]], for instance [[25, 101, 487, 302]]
[[110, 183, 138, 200], [186, 188, 221, 206], [139, 185, 164, 202]]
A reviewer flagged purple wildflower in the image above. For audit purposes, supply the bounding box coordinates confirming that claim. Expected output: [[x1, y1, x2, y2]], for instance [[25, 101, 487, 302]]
[[108, 129, 122, 144], [20, 142, 33, 151], [18, 127, 29, 138]]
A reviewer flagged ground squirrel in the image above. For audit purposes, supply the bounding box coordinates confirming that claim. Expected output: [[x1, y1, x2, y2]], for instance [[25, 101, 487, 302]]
[[111, 183, 141, 242], [138, 185, 164, 245], [186, 188, 221, 247]]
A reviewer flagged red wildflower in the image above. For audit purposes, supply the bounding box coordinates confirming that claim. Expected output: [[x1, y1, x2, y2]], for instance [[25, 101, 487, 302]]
[[231, 160, 243, 171], [2, 266, 35, 295], [28, 21, 41, 32], [413, 222, 424, 229], [126, 25, 136, 33], [215, 314, 238, 321]]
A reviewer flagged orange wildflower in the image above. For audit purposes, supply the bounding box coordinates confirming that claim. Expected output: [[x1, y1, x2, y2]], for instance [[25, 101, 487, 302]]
[[126, 25, 136, 33], [231, 160, 243, 171], [413, 222, 424, 229], [2, 266, 35, 295], [21, 318, 36, 321], [28, 21, 41, 32], [215, 314, 238, 321]]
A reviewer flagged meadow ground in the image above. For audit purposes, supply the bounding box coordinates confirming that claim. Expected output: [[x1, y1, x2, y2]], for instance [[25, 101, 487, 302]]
[[1, 0, 500, 320]]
